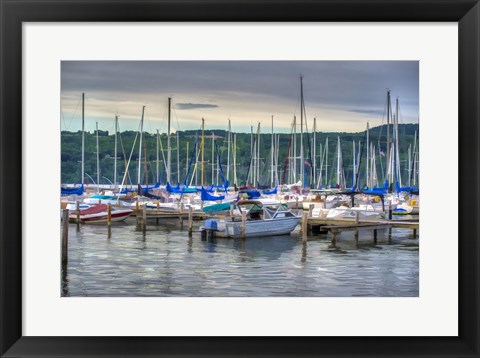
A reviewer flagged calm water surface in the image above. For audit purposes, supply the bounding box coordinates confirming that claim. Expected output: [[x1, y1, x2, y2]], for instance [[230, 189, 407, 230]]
[[62, 218, 419, 297]]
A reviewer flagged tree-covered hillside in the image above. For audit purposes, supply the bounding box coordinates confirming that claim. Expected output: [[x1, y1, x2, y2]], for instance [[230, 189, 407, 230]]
[[61, 123, 419, 188]]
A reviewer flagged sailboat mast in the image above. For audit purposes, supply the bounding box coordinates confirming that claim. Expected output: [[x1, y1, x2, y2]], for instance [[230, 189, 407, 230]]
[[352, 139, 356, 188], [227, 119, 231, 184], [185, 141, 189, 179], [366, 122, 370, 188], [177, 131, 180, 184], [81, 92, 85, 186], [293, 116, 297, 183], [407, 144, 411, 187], [96, 122, 100, 193], [113, 118, 119, 188], [337, 136, 341, 188], [167, 97, 171, 183], [313, 117, 316, 188], [257, 122, 261, 186], [211, 131, 215, 185], [271, 115, 274, 187], [201, 118, 205, 187], [233, 134, 237, 186], [412, 130, 417, 186], [386, 89, 391, 182], [395, 97, 401, 186], [137, 106, 145, 185], [156, 129, 159, 183], [325, 137, 329, 187], [300, 75, 304, 187]]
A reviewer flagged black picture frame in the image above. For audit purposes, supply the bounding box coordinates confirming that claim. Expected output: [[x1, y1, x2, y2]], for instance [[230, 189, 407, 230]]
[[1, 1, 479, 357]]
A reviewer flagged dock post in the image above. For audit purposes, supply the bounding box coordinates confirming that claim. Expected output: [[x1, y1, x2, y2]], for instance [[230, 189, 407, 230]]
[[142, 205, 147, 234], [413, 228, 417, 238], [330, 231, 337, 248], [61, 209, 69, 266], [373, 228, 378, 244], [200, 201, 204, 211], [136, 197, 139, 212], [241, 209, 246, 239], [157, 201, 159, 212], [75, 201, 80, 230], [388, 227, 392, 241], [188, 206, 193, 237], [179, 203, 184, 229], [230, 202, 234, 217], [107, 203, 112, 238], [354, 228, 359, 241], [308, 204, 314, 217], [301, 212, 308, 244], [107, 203, 112, 226], [295, 196, 299, 209], [388, 202, 392, 220], [355, 211, 360, 224]]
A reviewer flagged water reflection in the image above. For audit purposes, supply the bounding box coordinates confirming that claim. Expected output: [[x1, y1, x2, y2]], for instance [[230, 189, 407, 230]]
[[63, 219, 419, 297]]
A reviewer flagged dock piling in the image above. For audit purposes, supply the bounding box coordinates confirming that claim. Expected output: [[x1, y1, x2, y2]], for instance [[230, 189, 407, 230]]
[[188, 206, 193, 237], [142, 205, 147, 234], [241, 209, 246, 239], [230, 202, 234, 217], [76, 201, 80, 230], [61, 209, 69, 265], [301, 212, 308, 243], [373, 228, 378, 244], [179, 203, 184, 229]]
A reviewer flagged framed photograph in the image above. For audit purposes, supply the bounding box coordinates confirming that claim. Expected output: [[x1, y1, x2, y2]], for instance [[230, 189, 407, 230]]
[[1, 0, 479, 357]]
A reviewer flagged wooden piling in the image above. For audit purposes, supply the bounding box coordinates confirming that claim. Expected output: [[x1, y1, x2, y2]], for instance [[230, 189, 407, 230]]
[[388, 202, 392, 220], [188, 206, 193, 237], [142, 205, 147, 234], [301, 212, 308, 244], [107, 203, 112, 226], [179, 203, 184, 229], [136, 197, 139, 211], [230, 202, 234, 217], [354, 228, 359, 241], [355, 211, 360, 224], [373, 228, 378, 244], [308, 204, 314, 218], [76, 201, 80, 230], [330, 231, 337, 247], [295, 196, 299, 209], [61, 209, 69, 265], [413, 228, 417, 238], [241, 209, 246, 239]]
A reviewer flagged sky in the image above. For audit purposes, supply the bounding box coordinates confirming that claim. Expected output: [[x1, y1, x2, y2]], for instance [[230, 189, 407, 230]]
[[61, 61, 419, 134]]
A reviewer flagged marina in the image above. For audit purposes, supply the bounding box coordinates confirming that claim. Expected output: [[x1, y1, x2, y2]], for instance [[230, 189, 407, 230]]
[[61, 61, 419, 297]]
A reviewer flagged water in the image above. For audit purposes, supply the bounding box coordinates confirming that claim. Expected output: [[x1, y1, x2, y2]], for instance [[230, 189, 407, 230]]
[[62, 218, 419, 297]]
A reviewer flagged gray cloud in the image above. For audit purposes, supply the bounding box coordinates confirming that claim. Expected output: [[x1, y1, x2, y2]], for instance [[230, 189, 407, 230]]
[[61, 61, 418, 132], [175, 103, 218, 110], [348, 108, 385, 116]]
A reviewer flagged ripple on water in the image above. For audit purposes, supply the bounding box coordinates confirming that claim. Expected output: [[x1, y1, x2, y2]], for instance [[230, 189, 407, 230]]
[[63, 220, 419, 297]]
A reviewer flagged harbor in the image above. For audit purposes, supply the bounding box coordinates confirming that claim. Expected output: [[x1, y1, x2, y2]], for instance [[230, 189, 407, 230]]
[[61, 61, 419, 297]]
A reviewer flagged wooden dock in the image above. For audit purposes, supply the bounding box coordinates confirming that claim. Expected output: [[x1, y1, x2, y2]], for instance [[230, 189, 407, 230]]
[[304, 215, 419, 245]]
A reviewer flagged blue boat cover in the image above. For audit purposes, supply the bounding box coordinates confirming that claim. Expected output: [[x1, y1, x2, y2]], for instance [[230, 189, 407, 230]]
[[263, 187, 277, 195], [200, 187, 225, 201], [239, 189, 261, 199], [61, 185, 84, 196]]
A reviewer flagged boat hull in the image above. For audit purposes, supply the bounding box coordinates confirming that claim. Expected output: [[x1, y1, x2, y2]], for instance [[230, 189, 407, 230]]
[[222, 216, 300, 238]]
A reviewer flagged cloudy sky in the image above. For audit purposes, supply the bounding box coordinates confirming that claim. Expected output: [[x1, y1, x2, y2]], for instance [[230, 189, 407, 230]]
[[61, 61, 418, 134]]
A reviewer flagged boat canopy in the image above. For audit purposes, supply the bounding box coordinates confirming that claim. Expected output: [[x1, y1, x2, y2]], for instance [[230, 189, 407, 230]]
[[239, 189, 261, 199], [200, 187, 225, 201], [263, 187, 278, 195], [61, 184, 84, 196]]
